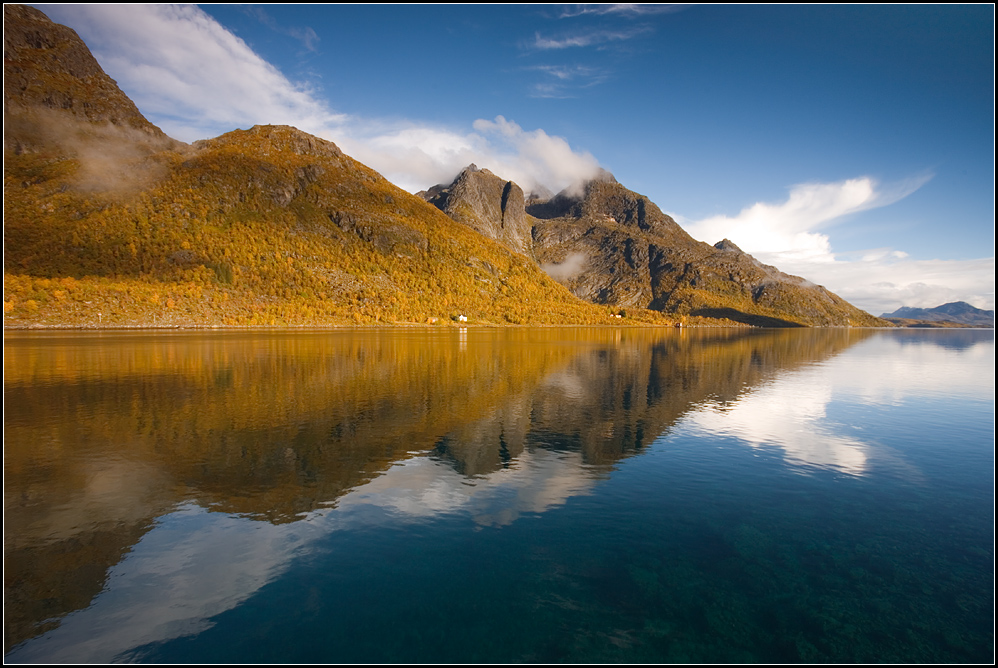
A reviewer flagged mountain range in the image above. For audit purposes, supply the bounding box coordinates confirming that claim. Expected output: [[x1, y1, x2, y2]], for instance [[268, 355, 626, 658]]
[[880, 302, 994, 328], [3, 5, 889, 329]]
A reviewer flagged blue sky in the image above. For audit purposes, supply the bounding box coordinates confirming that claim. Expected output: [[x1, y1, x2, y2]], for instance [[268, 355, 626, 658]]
[[38, 4, 994, 314]]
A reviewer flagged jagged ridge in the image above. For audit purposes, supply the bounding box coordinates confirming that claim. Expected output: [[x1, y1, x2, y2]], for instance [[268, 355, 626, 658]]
[[424, 164, 889, 327]]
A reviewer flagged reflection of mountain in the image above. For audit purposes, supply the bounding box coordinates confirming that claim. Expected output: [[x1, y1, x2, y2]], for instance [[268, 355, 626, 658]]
[[873, 327, 995, 352], [4, 328, 873, 651]]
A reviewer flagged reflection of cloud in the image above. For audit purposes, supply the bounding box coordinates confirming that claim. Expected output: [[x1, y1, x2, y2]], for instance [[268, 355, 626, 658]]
[[823, 331, 995, 404], [8, 444, 600, 661], [679, 330, 994, 477], [339, 448, 597, 527], [7, 504, 312, 663], [687, 380, 871, 475]]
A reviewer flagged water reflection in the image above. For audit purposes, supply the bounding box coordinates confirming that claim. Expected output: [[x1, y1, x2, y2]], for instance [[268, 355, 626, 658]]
[[4, 327, 991, 661], [681, 330, 993, 476], [686, 378, 872, 474]]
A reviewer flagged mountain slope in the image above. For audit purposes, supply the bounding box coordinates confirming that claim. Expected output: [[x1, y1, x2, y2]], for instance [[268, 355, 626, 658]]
[[425, 166, 889, 327], [4, 5, 640, 328]]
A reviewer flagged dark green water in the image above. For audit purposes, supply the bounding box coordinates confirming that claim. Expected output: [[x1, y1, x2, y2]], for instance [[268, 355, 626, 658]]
[[4, 327, 994, 663]]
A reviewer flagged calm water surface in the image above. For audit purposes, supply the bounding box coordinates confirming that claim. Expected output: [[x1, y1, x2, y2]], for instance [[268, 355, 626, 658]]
[[4, 327, 994, 663]]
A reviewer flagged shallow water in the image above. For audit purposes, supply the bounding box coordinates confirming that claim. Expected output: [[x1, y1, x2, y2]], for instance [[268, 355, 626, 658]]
[[4, 327, 994, 663]]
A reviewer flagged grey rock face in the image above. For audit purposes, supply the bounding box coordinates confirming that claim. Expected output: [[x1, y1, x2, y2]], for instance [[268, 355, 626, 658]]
[[527, 174, 887, 326], [529, 175, 701, 309], [419, 165, 533, 258], [421, 167, 887, 326]]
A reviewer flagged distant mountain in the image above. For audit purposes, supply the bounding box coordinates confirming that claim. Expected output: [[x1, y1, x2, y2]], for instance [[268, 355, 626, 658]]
[[880, 302, 994, 327], [424, 166, 889, 327]]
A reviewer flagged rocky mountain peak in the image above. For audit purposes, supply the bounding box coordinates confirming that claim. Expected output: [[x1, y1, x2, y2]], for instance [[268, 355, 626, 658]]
[[714, 239, 743, 253], [193, 124, 343, 159], [591, 168, 618, 184], [418, 164, 532, 257]]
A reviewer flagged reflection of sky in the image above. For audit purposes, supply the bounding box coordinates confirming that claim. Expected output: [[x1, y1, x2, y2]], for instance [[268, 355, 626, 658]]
[[679, 331, 994, 477], [8, 449, 599, 663], [9, 331, 992, 663]]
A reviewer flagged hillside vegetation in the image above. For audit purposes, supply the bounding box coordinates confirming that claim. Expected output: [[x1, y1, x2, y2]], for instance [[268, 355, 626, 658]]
[[4, 7, 691, 328], [4, 5, 880, 329], [5, 121, 654, 327]]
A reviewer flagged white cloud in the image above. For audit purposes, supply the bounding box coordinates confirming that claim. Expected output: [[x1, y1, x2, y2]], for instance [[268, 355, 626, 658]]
[[531, 26, 652, 50], [681, 174, 995, 314], [41, 5, 345, 142], [333, 116, 600, 195], [762, 253, 995, 316], [557, 4, 690, 19], [41, 5, 600, 197], [525, 64, 609, 98], [471, 116, 601, 194], [685, 175, 932, 262]]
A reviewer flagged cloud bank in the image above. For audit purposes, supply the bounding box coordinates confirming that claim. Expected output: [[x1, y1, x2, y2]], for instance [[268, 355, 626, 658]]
[[683, 177, 994, 314], [41, 4, 601, 196], [684, 176, 932, 262], [42, 4, 343, 143]]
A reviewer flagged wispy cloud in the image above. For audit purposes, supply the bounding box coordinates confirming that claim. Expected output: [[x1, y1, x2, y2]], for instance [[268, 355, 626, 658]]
[[241, 5, 319, 52], [525, 64, 608, 98], [684, 175, 933, 262], [557, 4, 690, 19], [528, 64, 603, 81], [532, 26, 653, 50], [41, 5, 601, 197]]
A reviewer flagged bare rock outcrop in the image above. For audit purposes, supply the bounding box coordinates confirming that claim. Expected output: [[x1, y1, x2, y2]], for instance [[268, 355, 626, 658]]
[[528, 174, 888, 327], [419, 164, 533, 258]]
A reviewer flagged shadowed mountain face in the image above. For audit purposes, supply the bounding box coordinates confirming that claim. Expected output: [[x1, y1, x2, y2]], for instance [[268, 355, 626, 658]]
[[3, 4, 176, 154], [423, 166, 888, 327]]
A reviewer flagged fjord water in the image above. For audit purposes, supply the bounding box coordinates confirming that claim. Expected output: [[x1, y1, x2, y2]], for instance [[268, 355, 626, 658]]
[[4, 327, 993, 663]]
